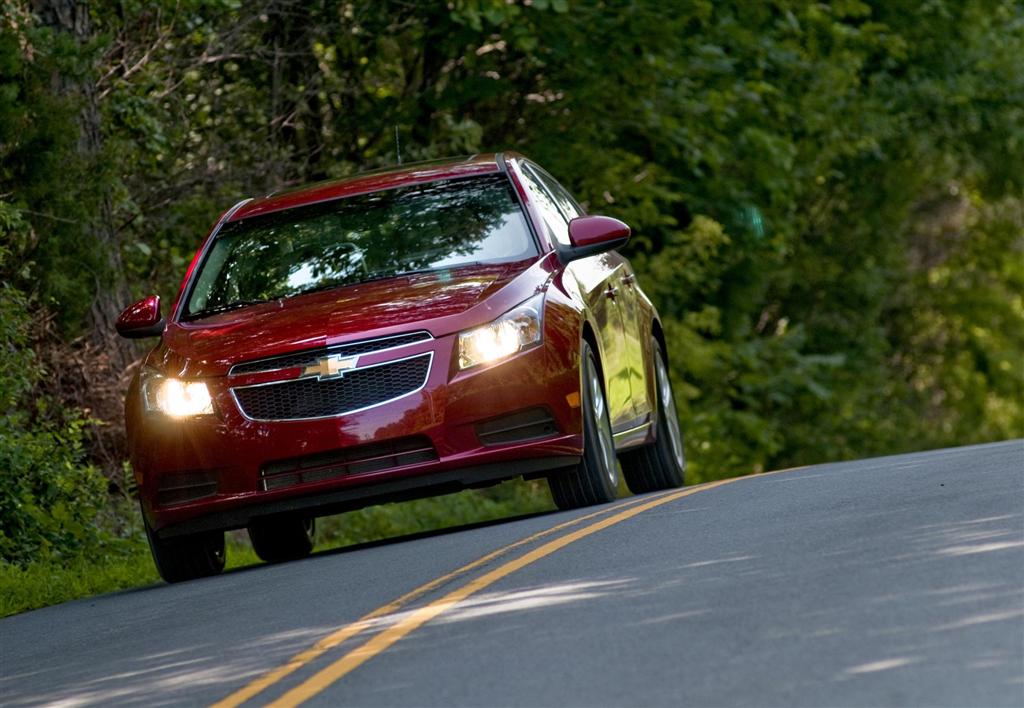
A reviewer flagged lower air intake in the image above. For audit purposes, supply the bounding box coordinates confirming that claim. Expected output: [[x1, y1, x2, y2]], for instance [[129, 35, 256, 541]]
[[260, 436, 438, 491], [156, 471, 219, 506], [476, 407, 559, 446]]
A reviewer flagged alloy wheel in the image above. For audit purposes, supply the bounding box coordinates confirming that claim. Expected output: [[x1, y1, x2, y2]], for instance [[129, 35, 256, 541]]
[[588, 357, 618, 488], [655, 354, 684, 469]]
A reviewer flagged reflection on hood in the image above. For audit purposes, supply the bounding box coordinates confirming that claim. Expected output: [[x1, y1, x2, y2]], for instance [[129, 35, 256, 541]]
[[155, 262, 523, 377]]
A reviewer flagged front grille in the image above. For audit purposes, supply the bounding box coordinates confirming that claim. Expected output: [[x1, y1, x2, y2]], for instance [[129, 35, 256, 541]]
[[230, 331, 432, 375], [232, 353, 431, 421], [260, 436, 438, 491]]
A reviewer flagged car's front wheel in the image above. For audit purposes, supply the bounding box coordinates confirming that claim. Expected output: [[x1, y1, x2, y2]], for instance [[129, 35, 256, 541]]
[[144, 510, 226, 583], [548, 341, 619, 510], [620, 338, 686, 493], [248, 515, 316, 563]]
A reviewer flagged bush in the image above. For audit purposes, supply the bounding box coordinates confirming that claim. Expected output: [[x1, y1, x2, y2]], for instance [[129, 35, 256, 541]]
[[0, 206, 113, 567]]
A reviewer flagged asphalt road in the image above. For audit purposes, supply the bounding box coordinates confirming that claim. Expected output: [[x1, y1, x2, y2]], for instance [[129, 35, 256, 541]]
[[2, 441, 1022, 707]]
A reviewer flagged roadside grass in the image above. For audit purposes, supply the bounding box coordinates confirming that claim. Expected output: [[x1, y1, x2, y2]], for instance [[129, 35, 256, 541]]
[[226, 478, 554, 568], [316, 478, 554, 547], [0, 544, 158, 618], [1, 479, 554, 618]]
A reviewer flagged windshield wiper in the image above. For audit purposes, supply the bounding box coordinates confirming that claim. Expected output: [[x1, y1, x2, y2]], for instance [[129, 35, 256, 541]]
[[185, 299, 267, 321], [296, 264, 498, 297], [359, 267, 439, 284], [188, 266, 487, 320], [289, 269, 441, 298], [292, 281, 358, 297]]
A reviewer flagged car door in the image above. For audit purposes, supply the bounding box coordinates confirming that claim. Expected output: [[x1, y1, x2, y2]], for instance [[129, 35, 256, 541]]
[[528, 164, 653, 427], [517, 163, 636, 430], [615, 259, 653, 424]]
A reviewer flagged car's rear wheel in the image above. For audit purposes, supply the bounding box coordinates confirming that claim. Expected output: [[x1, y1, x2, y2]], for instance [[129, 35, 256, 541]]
[[248, 515, 316, 563], [144, 510, 226, 583], [548, 341, 619, 510], [621, 339, 686, 493]]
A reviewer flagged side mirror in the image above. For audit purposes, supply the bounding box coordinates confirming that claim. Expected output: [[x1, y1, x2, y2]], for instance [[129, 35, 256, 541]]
[[116, 295, 166, 339], [562, 215, 631, 261]]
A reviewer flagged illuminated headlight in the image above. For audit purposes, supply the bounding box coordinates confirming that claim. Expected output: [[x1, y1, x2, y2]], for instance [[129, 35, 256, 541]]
[[141, 370, 214, 417], [458, 293, 544, 370]]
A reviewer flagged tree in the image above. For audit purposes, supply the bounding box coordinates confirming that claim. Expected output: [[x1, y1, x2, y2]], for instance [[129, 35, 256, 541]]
[[0, 0, 1020, 562]]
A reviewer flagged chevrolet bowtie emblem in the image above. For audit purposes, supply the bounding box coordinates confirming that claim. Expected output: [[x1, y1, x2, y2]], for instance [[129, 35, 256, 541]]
[[304, 353, 359, 380]]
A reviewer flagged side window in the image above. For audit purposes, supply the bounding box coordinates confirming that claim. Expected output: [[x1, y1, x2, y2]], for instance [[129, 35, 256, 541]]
[[529, 165, 584, 221], [519, 166, 571, 247]]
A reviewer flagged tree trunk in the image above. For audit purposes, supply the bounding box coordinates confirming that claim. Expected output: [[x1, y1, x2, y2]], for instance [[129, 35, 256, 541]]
[[32, 0, 134, 370]]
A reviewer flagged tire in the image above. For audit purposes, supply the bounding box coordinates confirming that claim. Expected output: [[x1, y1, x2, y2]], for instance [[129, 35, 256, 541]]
[[144, 510, 226, 583], [621, 339, 686, 494], [248, 515, 316, 563], [547, 341, 620, 510]]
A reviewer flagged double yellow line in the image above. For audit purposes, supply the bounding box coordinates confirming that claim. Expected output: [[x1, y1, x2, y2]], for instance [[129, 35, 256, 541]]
[[214, 477, 743, 707]]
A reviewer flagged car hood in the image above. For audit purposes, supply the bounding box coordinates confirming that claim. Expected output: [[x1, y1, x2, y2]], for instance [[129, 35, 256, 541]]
[[151, 260, 546, 378]]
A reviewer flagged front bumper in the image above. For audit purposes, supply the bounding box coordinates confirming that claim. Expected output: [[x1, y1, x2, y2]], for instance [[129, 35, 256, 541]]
[[128, 331, 583, 537]]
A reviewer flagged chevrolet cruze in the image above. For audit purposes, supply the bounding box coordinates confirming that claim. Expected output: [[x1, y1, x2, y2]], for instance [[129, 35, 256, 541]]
[[116, 153, 686, 582]]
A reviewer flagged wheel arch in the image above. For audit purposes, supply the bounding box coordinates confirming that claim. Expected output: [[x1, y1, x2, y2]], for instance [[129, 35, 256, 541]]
[[580, 318, 604, 382], [651, 316, 668, 361], [645, 316, 669, 434]]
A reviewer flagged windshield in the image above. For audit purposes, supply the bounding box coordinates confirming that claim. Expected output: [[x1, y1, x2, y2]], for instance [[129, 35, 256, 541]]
[[182, 174, 536, 320]]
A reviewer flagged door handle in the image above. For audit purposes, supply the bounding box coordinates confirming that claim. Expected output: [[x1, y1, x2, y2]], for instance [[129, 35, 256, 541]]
[[604, 284, 619, 299]]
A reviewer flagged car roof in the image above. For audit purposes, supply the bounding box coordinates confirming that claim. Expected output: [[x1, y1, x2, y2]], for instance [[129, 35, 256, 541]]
[[228, 153, 506, 222]]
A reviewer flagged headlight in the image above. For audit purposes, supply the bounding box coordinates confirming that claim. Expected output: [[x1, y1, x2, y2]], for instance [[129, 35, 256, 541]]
[[141, 369, 214, 417], [458, 293, 544, 370]]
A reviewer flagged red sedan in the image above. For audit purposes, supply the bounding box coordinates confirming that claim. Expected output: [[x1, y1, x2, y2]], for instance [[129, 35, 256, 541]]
[[116, 153, 686, 582]]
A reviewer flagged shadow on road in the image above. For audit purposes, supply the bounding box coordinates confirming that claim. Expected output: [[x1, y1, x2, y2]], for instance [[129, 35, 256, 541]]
[[2, 443, 1021, 707]]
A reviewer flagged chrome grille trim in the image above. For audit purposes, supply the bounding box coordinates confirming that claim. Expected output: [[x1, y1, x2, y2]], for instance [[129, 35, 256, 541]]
[[228, 331, 433, 376], [230, 352, 433, 422]]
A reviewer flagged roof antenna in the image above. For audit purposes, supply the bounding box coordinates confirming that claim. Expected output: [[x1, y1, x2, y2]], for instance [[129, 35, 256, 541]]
[[394, 125, 402, 165]]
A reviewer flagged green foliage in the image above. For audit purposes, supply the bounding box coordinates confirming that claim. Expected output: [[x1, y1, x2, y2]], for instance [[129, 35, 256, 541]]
[[0, 11, 106, 327], [0, 0, 1021, 608], [0, 480, 551, 617], [0, 209, 114, 565], [0, 539, 156, 617]]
